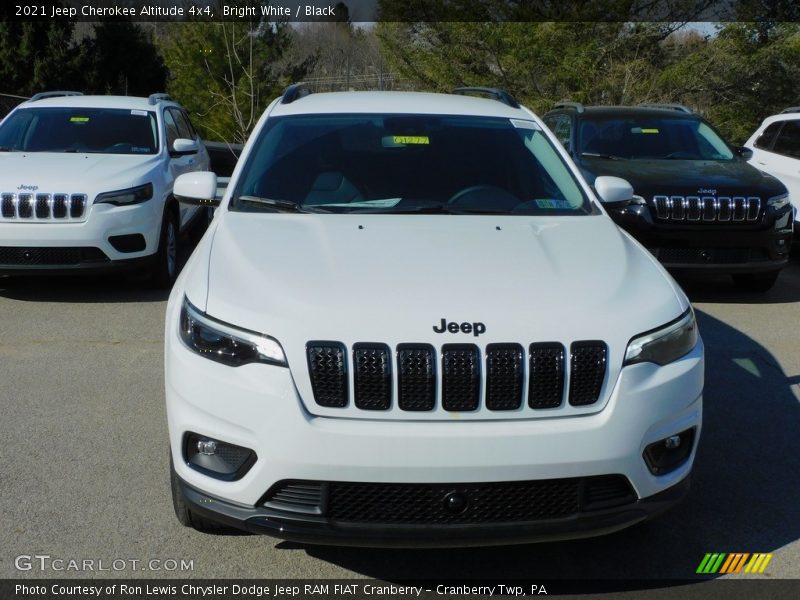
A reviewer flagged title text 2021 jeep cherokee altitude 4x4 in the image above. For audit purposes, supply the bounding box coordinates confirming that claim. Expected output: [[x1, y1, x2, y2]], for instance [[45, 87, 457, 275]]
[[166, 86, 703, 547], [0, 91, 209, 286], [544, 102, 793, 292]]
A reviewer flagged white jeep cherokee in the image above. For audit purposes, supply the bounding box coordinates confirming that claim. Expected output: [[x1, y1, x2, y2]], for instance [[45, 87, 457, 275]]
[[0, 92, 209, 286], [166, 86, 704, 546]]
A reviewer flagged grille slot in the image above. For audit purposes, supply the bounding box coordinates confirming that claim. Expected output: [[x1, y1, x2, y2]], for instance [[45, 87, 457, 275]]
[[17, 194, 33, 218], [0, 246, 108, 266], [441, 344, 480, 412], [1, 194, 14, 218], [569, 341, 607, 406], [35, 194, 50, 219], [70, 194, 87, 218], [652, 195, 760, 222], [263, 481, 324, 515], [53, 194, 68, 218], [528, 342, 565, 409], [397, 344, 436, 411], [485, 344, 524, 411], [306, 342, 348, 408], [353, 343, 391, 410]]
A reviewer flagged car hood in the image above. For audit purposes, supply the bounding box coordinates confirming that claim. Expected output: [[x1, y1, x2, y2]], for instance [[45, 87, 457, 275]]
[[199, 213, 687, 389], [0, 152, 161, 196], [579, 157, 786, 198]]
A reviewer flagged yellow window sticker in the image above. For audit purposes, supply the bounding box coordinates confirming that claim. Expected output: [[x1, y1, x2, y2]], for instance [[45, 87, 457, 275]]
[[631, 127, 659, 134], [70, 117, 90, 123], [392, 135, 429, 145]]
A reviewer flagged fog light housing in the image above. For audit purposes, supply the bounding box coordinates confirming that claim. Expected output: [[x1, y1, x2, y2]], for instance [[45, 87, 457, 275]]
[[643, 428, 696, 475], [184, 432, 256, 481]]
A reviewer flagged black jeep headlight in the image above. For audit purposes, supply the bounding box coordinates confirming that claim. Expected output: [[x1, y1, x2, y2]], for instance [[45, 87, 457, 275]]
[[95, 183, 153, 206], [624, 308, 698, 366], [767, 192, 790, 211], [179, 296, 287, 367]]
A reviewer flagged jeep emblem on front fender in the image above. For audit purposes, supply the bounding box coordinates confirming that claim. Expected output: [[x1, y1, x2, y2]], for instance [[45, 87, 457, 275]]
[[432, 318, 486, 337]]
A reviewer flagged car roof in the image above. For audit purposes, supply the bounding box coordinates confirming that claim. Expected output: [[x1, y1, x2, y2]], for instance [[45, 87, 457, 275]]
[[550, 106, 699, 119], [268, 91, 531, 119], [17, 95, 179, 111]]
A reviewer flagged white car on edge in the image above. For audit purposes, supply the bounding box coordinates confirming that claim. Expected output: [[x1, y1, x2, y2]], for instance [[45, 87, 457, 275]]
[[0, 91, 209, 287], [745, 107, 800, 232], [166, 86, 704, 547]]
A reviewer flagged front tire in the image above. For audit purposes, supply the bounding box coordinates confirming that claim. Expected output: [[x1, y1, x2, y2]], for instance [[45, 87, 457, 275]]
[[731, 270, 780, 292], [149, 208, 179, 289]]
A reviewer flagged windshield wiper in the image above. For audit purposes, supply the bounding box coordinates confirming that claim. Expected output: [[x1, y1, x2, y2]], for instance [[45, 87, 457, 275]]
[[235, 195, 326, 213], [351, 203, 453, 214], [581, 152, 627, 160]]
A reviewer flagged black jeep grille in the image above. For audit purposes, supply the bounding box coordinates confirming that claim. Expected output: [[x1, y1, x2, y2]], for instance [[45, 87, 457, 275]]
[[485, 344, 524, 410], [569, 341, 608, 406], [306, 343, 348, 408], [0, 246, 108, 266], [397, 344, 436, 411], [441, 344, 480, 411], [263, 475, 636, 524], [528, 342, 565, 409], [353, 343, 391, 410]]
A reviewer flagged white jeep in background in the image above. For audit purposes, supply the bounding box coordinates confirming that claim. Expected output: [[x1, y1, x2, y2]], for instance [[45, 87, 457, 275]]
[[0, 91, 209, 287]]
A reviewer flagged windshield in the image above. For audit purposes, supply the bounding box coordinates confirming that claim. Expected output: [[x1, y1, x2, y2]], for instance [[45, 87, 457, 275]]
[[578, 116, 734, 160], [231, 114, 592, 215], [0, 107, 158, 154]]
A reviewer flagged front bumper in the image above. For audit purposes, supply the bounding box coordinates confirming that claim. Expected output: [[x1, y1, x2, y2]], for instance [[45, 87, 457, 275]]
[[609, 205, 793, 273], [178, 474, 691, 548], [0, 201, 162, 271], [166, 309, 704, 545]]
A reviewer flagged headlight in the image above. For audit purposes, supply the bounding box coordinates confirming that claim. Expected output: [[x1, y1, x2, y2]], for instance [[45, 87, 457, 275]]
[[179, 297, 287, 367], [624, 308, 698, 366], [768, 193, 790, 210], [95, 183, 153, 206]]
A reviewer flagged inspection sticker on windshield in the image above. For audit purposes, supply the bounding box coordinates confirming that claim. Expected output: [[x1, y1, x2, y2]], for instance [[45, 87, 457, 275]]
[[535, 199, 573, 209], [632, 127, 659, 134], [391, 135, 429, 145], [69, 116, 89, 123], [131, 109, 148, 116]]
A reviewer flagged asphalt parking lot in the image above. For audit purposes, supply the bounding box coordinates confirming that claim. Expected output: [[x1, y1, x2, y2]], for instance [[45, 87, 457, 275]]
[[1, 247, 799, 588]]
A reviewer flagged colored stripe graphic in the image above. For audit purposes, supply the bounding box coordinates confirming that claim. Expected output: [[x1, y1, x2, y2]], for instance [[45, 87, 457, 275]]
[[744, 554, 773, 574], [697, 553, 773, 574]]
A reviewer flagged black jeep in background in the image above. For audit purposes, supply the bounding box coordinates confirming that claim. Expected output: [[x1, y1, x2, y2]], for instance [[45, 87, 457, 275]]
[[543, 103, 794, 291]]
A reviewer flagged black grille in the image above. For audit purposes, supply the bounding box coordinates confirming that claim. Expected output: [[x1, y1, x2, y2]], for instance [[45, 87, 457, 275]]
[[441, 344, 480, 412], [485, 344, 523, 411], [265, 475, 633, 525], [653, 247, 768, 265], [70, 194, 86, 218], [353, 343, 391, 410], [652, 195, 761, 222], [397, 344, 436, 411], [307, 343, 348, 408], [17, 194, 33, 218], [262, 481, 324, 515], [0, 246, 108, 266], [35, 194, 50, 218], [569, 341, 607, 406], [53, 194, 68, 218], [528, 342, 565, 409], [1, 194, 14, 218]]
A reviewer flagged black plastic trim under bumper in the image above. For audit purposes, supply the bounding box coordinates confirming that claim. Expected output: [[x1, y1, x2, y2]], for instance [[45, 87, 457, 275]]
[[178, 475, 691, 548], [0, 254, 155, 276]]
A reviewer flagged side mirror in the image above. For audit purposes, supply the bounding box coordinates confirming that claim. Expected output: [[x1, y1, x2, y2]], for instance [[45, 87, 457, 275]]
[[594, 175, 634, 208], [737, 146, 753, 160], [171, 138, 199, 156], [174, 171, 219, 206]]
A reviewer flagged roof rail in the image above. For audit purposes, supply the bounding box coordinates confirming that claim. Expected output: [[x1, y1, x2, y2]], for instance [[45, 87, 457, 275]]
[[780, 106, 800, 114], [29, 91, 83, 102], [148, 93, 173, 105], [281, 83, 311, 104], [552, 100, 585, 113], [451, 87, 520, 109], [638, 102, 693, 114]]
